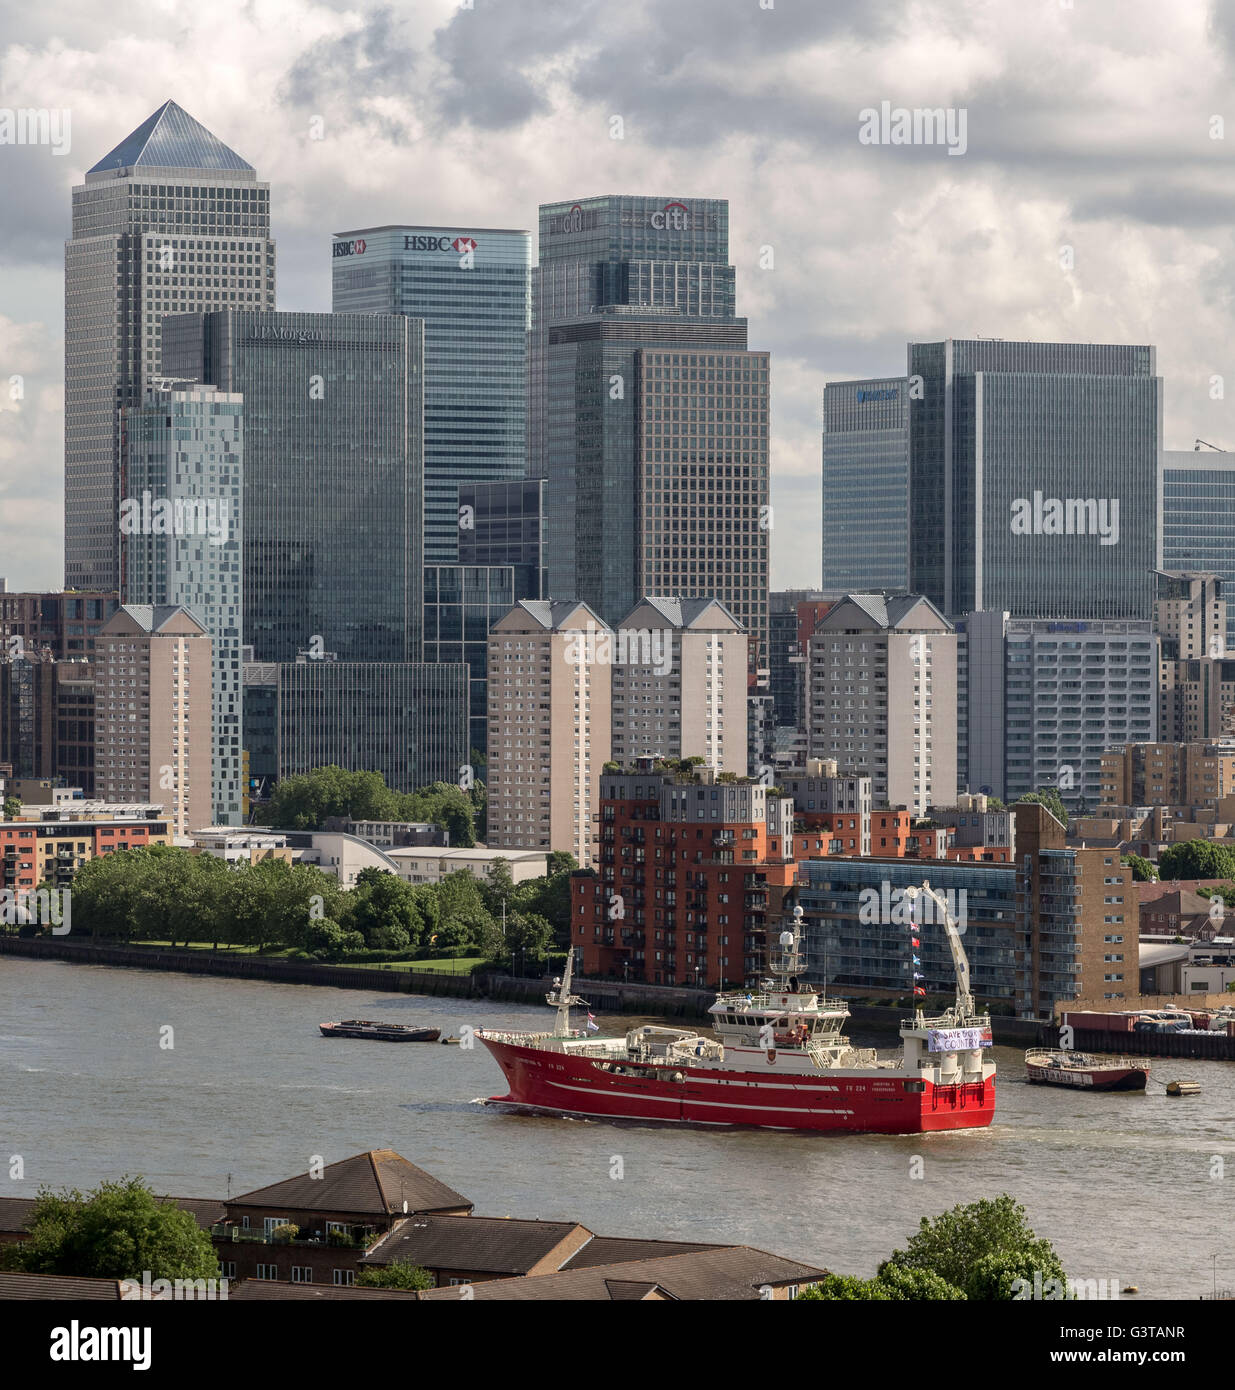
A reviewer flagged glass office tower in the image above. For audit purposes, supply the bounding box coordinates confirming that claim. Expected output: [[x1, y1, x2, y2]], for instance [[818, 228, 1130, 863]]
[[821, 377, 910, 596], [908, 340, 1161, 620], [161, 310, 421, 663], [534, 195, 768, 666], [65, 100, 274, 590], [1162, 449, 1235, 652], [458, 480, 546, 603], [422, 564, 515, 759], [330, 225, 530, 565], [122, 384, 245, 823]]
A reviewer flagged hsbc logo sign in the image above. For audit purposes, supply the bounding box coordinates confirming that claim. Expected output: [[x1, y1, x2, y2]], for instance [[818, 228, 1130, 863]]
[[332, 238, 366, 258], [649, 201, 691, 230], [403, 234, 480, 253]]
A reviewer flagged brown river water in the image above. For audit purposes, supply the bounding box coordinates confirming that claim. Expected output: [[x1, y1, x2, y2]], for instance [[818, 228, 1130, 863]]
[[2, 957, 1233, 1299]]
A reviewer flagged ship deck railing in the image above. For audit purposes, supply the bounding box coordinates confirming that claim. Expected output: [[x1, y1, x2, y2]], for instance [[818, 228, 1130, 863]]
[[716, 990, 850, 1011], [900, 1012, 993, 1032], [1025, 1049, 1153, 1068]]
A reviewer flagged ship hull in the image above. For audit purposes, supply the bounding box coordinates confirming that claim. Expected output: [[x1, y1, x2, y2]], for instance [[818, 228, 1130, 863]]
[[479, 1037, 994, 1134]]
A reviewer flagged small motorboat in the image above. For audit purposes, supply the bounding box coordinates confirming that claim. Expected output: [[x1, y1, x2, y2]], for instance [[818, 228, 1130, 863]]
[[319, 1019, 440, 1042], [1025, 1049, 1150, 1092]]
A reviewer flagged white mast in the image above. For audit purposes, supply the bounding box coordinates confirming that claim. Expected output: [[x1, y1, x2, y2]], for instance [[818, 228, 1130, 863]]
[[546, 946, 589, 1037], [901, 881, 975, 1021]]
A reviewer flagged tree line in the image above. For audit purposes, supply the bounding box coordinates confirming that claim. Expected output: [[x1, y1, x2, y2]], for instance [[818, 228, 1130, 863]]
[[254, 766, 486, 845], [48, 842, 576, 966]]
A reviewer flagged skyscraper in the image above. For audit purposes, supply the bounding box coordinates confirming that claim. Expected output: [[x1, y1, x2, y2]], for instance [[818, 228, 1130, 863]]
[[1162, 449, 1235, 653], [121, 383, 244, 823], [65, 101, 274, 590], [161, 310, 420, 663], [821, 377, 910, 596], [330, 225, 531, 565], [908, 339, 1160, 620], [533, 196, 769, 667]]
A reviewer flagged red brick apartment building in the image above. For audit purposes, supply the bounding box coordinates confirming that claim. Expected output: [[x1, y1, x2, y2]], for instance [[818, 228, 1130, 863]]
[[575, 768, 796, 987], [0, 816, 168, 894]]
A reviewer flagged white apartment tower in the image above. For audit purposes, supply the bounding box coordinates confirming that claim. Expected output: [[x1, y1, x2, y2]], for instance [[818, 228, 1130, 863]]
[[487, 600, 612, 865], [94, 605, 213, 838], [610, 597, 748, 775], [807, 593, 957, 817]]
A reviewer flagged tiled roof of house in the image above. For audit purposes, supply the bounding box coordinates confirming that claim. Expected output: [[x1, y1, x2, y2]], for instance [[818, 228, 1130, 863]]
[[227, 1150, 471, 1217], [363, 1214, 589, 1276], [417, 1245, 827, 1301]]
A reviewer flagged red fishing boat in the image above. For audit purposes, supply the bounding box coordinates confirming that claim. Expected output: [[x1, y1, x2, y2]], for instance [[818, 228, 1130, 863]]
[[477, 884, 996, 1134]]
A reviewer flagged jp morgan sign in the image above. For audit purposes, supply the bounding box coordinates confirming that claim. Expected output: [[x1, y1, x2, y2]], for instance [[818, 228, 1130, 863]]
[[249, 327, 325, 344], [332, 238, 366, 258]]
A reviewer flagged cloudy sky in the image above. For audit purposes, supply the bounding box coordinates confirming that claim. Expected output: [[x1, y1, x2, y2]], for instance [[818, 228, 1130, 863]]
[[1, 0, 1233, 592]]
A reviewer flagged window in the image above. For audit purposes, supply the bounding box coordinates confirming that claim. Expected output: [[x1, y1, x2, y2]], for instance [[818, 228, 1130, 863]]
[[256, 1264, 277, 1280], [332, 1269, 354, 1287]]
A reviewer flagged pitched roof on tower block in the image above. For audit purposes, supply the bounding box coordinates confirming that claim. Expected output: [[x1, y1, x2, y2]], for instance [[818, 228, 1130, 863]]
[[88, 100, 255, 176], [227, 1150, 472, 1217]]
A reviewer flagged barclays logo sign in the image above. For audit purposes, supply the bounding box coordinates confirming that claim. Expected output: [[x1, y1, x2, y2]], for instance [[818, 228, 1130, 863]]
[[856, 388, 898, 402]]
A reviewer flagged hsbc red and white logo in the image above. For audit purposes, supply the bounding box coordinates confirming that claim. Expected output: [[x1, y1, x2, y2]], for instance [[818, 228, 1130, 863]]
[[332, 237, 366, 258], [403, 233, 482, 253], [649, 201, 691, 230]]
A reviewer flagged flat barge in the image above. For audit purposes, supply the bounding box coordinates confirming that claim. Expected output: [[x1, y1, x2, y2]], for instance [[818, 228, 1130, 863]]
[[1025, 1049, 1150, 1091], [319, 1019, 440, 1042]]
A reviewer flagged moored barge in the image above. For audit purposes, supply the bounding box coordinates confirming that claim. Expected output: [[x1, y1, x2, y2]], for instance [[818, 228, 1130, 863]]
[[1024, 1049, 1150, 1091], [319, 1019, 440, 1042]]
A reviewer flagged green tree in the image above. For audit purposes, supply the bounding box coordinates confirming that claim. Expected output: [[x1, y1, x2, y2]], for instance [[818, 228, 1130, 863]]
[[880, 1194, 1066, 1300], [3, 1178, 219, 1281], [356, 1259, 433, 1290], [1018, 788, 1068, 825], [798, 1273, 895, 1300], [3, 795, 21, 819], [798, 1266, 965, 1300], [964, 1249, 1070, 1301], [1121, 854, 1158, 883], [348, 868, 426, 951], [300, 917, 363, 961], [1158, 840, 1235, 883]]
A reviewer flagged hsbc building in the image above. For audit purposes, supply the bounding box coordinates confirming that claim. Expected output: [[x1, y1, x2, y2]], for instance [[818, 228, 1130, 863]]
[[331, 223, 532, 567]]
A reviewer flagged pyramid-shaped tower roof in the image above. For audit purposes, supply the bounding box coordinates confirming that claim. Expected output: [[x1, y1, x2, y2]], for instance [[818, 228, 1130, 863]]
[[88, 100, 254, 176]]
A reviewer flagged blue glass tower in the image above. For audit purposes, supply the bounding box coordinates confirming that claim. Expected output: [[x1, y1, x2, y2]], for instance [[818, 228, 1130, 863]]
[[330, 225, 531, 566]]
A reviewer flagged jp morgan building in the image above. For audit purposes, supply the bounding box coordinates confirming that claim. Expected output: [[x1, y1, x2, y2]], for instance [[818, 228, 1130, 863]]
[[331, 224, 531, 566], [162, 309, 423, 664]]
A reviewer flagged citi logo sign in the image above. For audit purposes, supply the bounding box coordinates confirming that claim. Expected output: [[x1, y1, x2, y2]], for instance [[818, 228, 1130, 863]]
[[555, 204, 585, 234], [649, 201, 691, 230], [1010, 491, 1120, 546], [332, 238, 366, 258], [403, 234, 481, 253]]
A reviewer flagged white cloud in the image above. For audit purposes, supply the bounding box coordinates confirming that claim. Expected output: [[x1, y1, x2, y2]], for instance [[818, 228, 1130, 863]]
[[1, 0, 1233, 594]]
